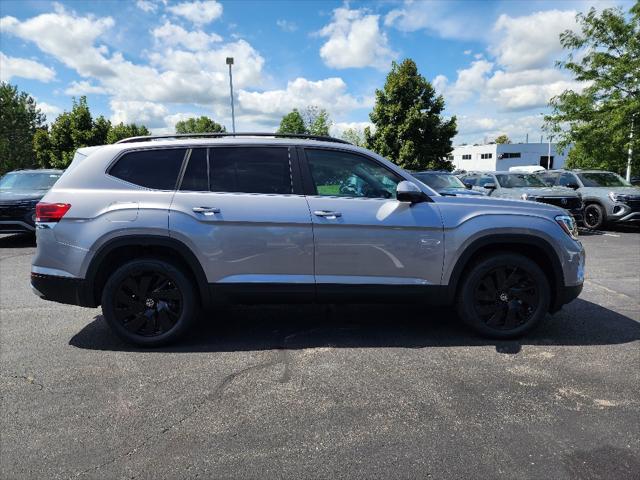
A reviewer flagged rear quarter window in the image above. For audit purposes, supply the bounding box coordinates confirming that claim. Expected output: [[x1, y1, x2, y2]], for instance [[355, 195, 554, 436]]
[[109, 148, 186, 190]]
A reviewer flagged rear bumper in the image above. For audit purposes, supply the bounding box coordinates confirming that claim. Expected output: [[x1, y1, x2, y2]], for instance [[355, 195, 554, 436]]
[[30, 273, 96, 307]]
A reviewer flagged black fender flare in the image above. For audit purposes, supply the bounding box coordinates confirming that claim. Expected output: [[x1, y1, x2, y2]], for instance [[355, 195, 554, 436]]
[[85, 235, 211, 308]]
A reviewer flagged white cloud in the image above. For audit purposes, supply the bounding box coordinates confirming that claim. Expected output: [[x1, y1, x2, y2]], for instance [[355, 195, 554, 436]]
[[136, 0, 157, 13], [491, 10, 577, 71], [38, 102, 62, 121], [152, 21, 222, 51], [276, 19, 297, 32], [318, 7, 396, 70], [167, 0, 223, 26], [237, 77, 365, 127], [330, 121, 374, 137], [110, 100, 169, 127], [0, 52, 56, 82], [64, 80, 107, 95], [433, 59, 494, 103]]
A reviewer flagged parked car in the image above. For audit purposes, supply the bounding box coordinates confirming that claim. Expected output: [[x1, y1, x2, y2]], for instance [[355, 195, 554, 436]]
[[535, 169, 640, 229], [412, 171, 485, 196], [31, 133, 584, 346], [0, 169, 63, 234], [459, 171, 584, 223]]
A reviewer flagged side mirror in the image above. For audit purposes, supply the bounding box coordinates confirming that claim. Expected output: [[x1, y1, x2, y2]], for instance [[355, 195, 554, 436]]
[[483, 183, 497, 190], [396, 181, 426, 203], [566, 183, 580, 190]]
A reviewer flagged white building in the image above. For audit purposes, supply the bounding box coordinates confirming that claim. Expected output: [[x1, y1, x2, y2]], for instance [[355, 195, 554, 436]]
[[450, 143, 568, 172]]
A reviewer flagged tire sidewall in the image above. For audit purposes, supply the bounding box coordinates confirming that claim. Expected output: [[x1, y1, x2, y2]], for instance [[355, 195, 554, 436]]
[[101, 259, 196, 347], [457, 254, 551, 339]]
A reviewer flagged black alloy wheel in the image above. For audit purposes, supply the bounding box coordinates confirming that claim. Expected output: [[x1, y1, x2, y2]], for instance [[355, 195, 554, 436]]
[[472, 265, 539, 331], [457, 253, 550, 338], [102, 259, 197, 346], [113, 271, 183, 337], [584, 203, 605, 230]]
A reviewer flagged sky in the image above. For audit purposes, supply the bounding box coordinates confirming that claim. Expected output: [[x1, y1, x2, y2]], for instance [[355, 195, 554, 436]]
[[0, 0, 634, 145]]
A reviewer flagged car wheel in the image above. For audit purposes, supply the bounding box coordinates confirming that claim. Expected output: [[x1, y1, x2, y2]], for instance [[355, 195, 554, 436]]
[[101, 259, 197, 347], [583, 203, 605, 230], [456, 253, 550, 339]]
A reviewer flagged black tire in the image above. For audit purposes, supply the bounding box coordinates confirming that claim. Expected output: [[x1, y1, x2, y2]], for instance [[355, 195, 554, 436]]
[[456, 253, 550, 339], [583, 203, 605, 230], [101, 259, 197, 347]]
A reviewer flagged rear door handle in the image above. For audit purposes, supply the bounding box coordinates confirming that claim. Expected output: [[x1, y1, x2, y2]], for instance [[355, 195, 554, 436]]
[[313, 210, 342, 219], [192, 206, 220, 215]]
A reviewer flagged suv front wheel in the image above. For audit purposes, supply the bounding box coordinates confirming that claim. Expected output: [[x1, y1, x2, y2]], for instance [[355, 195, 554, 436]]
[[457, 253, 550, 339], [101, 259, 197, 346], [583, 203, 605, 230]]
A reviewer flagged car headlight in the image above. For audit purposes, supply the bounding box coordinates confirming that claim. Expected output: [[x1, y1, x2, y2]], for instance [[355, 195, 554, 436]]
[[556, 214, 579, 240], [608, 192, 627, 203]]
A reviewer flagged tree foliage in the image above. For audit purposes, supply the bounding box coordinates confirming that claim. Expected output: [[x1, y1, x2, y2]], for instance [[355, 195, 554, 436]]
[[277, 109, 307, 134], [175, 116, 226, 134], [494, 134, 511, 144], [31, 96, 149, 169], [341, 127, 365, 146], [365, 59, 457, 171], [277, 106, 332, 136], [0, 82, 46, 174], [545, 4, 639, 174]]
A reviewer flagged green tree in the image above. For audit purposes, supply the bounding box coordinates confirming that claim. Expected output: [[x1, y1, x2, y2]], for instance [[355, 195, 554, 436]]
[[175, 116, 225, 134], [304, 106, 332, 136], [0, 82, 46, 174], [277, 109, 307, 134], [545, 4, 639, 175], [32, 129, 51, 169], [92, 116, 112, 145], [106, 122, 150, 144], [341, 127, 365, 146], [365, 59, 457, 171], [494, 134, 511, 144]]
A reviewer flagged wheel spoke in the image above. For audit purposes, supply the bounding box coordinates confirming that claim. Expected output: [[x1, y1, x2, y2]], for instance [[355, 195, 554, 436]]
[[123, 314, 146, 333], [138, 275, 154, 298], [157, 310, 173, 332], [154, 288, 181, 301], [504, 303, 520, 328], [122, 277, 139, 296], [115, 291, 138, 308], [486, 304, 506, 327], [494, 268, 507, 290]]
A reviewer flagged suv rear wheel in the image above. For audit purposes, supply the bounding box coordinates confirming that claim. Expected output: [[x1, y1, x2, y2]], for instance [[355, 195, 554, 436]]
[[457, 253, 550, 338], [101, 259, 197, 347]]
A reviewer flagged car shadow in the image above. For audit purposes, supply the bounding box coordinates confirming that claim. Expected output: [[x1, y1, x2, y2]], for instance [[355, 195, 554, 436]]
[[0, 233, 36, 248], [579, 224, 640, 236], [69, 298, 640, 354]]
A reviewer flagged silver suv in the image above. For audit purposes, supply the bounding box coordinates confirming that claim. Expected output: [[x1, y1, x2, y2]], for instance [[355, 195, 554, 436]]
[[31, 133, 585, 346], [459, 171, 584, 223], [535, 169, 640, 230]]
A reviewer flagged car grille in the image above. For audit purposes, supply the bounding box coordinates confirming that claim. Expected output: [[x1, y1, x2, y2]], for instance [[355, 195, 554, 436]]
[[536, 197, 582, 210], [0, 200, 37, 219], [619, 196, 640, 212]]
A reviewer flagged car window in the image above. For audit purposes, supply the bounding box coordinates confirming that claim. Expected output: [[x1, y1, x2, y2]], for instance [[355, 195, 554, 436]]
[[535, 172, 557, 186], [496, 174, 546, 188], [577, 172, 631, 187], [180, 148, 208, 191], [414, 173, 465, 190], [210, 147, 292, 195], [558, 173, 577, 187], [305, 149, 402, 199], [0, 172, 61, 190], [477, 175, 495, 187], [461, 176, 478, 186], [110, 148, 186, 190]]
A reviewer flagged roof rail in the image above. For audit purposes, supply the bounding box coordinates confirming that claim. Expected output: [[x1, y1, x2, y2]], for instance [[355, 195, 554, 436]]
[[115, 132, 352, 145]]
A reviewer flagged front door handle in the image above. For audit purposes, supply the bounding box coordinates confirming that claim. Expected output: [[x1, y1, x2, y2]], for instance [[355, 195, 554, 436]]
[[313, 210, 342, 219], [192, 206, 221, 216]]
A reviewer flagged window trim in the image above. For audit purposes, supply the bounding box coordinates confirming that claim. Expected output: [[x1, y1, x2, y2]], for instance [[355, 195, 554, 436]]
[[106, 146, 190, 191], [298, 145, 415, 200]]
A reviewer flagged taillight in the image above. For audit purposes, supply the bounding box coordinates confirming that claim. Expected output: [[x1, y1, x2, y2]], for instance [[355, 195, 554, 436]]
[[35, 202, 71, 222]]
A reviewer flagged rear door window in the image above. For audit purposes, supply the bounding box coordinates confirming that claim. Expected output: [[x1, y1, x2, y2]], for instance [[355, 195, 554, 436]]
[[558, 173, 578, 187], [180, 148, 209, 191], [209, 147, 292, 194], [110, 148, 186, 190]]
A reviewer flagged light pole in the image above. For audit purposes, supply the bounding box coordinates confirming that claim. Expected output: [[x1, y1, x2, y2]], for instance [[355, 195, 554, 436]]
[[626, 114, 634, 182], [226, 57, 236, 133], [547, 135, 553, 169]]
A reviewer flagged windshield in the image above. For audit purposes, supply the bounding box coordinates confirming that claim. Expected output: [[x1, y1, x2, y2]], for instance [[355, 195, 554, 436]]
[[414, 173, 466, 190], [496, 173, 547, 188], [577, 172, 630, 187], [0, 172, 61, 190]]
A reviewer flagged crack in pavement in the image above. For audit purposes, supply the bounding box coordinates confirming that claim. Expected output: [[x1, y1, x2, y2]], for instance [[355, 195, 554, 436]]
[[8, 374, 44, 390]]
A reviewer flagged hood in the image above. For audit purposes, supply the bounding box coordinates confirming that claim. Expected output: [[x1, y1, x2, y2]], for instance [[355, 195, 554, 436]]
[[504, 186, 580, 197], [438, 187, 485, 196], [0, 189, 47, 203], [435, 193, 566, 217]]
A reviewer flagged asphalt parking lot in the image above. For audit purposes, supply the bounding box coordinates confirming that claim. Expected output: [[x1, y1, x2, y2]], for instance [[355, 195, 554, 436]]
[[1, 228, 639, 480]]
